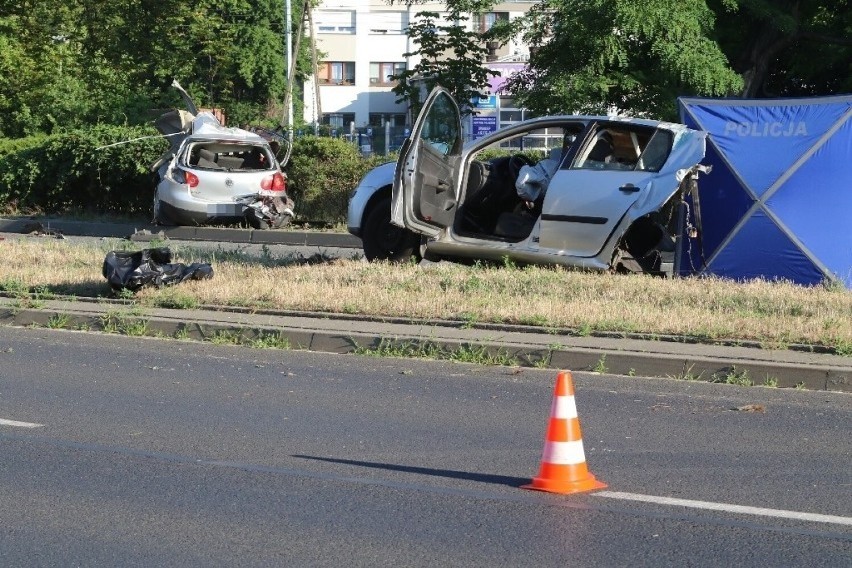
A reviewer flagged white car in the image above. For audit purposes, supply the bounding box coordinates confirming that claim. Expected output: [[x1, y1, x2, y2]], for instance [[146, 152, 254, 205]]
[[151, 81, 294, 229], [348, 87, 707, 275]]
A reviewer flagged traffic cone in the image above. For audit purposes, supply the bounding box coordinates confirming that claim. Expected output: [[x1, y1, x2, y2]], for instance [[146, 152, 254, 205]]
[[522, 370, 607, 495]]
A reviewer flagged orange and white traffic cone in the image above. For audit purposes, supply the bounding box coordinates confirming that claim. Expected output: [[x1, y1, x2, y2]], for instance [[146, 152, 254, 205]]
[[522, 370, 607, 495]]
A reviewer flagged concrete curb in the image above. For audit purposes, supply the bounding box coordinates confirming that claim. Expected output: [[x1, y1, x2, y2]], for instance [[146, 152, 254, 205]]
[[2, 298, 849, 393], [0, 217, 362, 248]]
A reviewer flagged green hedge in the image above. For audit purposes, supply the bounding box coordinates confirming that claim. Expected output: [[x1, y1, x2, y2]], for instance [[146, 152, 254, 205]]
[[0, 125, 167, 216], [285, 136, 393, 225]]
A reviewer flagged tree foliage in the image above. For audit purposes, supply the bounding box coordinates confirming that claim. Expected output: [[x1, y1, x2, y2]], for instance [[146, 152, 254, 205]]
[[0, 0, 313, 138], [498, 0, 744, 120], [710, 0, 852, 97], [391, 8, 498, 117], [494, 0, 849, 120]]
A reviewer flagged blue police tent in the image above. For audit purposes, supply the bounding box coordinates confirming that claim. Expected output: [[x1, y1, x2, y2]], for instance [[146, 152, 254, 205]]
[[677, 95, 852, 287]]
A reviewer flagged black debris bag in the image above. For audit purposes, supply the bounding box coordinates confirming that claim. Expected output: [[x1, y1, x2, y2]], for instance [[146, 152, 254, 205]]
[[102, 247, 213, 292]]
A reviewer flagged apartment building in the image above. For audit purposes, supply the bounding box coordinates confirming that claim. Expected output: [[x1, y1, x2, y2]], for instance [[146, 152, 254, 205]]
[[303, 0, 534, 138]]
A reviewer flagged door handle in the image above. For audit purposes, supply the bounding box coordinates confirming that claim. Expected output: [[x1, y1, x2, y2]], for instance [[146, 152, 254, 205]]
[[619, 183, 640, 193], [436, 180, 449, 192]]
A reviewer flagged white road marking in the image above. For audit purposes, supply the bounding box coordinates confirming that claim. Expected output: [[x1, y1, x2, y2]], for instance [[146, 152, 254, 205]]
[[596, 491, 852, 527], [0, 418, 44, 429]]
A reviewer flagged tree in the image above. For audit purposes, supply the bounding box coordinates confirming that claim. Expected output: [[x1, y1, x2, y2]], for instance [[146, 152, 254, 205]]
[[496, 0, 850, 120], [710, 0, 852, 97], [497, 0, 744, 120], [391, 8, 499, 117]]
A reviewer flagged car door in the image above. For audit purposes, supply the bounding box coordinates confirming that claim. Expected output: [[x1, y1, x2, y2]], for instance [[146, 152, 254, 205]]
[[390, 87, 462, 237], [538, 123, 675, 257]]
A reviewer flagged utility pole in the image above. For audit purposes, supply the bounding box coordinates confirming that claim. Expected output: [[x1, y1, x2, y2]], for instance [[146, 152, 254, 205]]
[[285, 0, 293, 132]]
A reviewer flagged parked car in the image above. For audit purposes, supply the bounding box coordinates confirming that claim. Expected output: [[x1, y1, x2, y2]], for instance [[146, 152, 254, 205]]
[[151, 81, 295, 229], [347, 87, 707, 275]]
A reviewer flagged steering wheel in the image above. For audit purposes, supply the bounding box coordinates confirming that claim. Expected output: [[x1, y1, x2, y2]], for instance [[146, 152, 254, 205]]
[[508, 154, 534, 179]]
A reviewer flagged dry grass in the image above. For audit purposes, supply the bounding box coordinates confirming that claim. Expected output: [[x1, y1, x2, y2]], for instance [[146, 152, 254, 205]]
[[2, 237, 851, 352]]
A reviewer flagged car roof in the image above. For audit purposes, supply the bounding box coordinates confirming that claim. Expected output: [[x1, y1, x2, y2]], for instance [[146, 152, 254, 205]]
[[187, 114, 268, 144], [505, 114, 690, 132]]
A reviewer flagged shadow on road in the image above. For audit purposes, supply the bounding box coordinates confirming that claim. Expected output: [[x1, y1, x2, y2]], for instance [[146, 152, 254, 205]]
[[293, 454, 529, 487]]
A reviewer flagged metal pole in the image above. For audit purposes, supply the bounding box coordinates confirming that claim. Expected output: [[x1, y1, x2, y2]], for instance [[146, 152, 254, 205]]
[[286, 0, 293, 130]]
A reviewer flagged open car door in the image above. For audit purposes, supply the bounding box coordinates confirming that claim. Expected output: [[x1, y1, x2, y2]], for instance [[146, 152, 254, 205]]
[[391, 87, 462, 238]]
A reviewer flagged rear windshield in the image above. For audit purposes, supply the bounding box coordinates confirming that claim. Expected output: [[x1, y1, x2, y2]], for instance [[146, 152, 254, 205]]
[[184, 142, 275, 171]]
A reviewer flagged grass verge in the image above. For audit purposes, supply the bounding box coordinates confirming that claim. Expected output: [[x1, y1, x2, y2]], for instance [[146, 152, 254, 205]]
[[0, 237, 850, 354]]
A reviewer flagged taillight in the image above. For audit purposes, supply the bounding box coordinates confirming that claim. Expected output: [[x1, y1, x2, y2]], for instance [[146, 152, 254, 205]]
[[185, 171, 199, 188], [261, 172, 286, 192]]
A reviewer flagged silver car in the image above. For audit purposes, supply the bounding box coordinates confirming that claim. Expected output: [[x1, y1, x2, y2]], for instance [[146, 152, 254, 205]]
[[152, 81, 294, 229], [348, 87, 707, 275]]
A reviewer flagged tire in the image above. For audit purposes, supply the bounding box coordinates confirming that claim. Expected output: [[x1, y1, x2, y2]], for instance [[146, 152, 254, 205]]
[[152, 190, 175, 226], [361, 196, 420, 263]]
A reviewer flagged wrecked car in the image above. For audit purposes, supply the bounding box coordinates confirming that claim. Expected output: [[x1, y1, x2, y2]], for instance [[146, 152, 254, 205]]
[[347, 87, 707, 275], [151, 80, 294, 229]]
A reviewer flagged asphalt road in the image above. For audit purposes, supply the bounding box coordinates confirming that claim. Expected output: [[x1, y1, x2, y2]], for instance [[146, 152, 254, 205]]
[[1, 327, 850, 567]]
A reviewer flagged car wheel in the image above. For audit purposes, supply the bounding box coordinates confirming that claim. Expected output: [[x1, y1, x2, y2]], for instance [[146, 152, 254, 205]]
[[362, 196, 420, 263], [152, 191, 175, 225]]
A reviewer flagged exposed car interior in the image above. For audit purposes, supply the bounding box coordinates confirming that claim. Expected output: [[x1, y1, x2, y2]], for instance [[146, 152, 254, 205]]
[[185, 143, 275, 172], [454, 123, 672, 243], [455, 126, 580, 242]]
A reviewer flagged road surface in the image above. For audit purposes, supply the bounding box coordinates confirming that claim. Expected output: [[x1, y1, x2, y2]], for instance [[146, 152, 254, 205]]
[[1, 327, 849, 566]]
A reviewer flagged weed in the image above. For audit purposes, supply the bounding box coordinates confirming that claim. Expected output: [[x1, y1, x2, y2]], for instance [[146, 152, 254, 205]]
[[460, 312, 479, 329], [209, 330, 245, 345], [762, 375, 778, 388], [115, 288, 136, 300], [576, 323, 593, 337], [46, 314, 70, 329], [717, 366, 753, 387], [152, 291, 199, 310], [628, 368, 636, 377], [30, 285, 55, 301], [0, 279, 29, 298], [248, 333, 291, 350], [354, 338, 517, 366], [101, 311, 149, 336], [449, 344, 517, 366], [121, 318, 149, 337], [592, 354, 608, 374], [669, 363, 703, 382], [795, 381, 806, 390], [833, 340, 852, 357], [174, 327, 190, 340]]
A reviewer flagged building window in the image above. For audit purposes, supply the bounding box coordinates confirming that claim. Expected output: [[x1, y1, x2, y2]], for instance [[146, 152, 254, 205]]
[[369, 11, 408, 34], [317, 62, 356, 86], [370, 62, 406, 86], [315, 10, 355, 34], [369, 113, 407, 127], [473, 12, 509, 33], [321, 113, 356, 130]]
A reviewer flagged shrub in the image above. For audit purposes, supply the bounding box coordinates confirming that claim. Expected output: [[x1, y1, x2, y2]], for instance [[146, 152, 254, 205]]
[[0, 125, 167, 216], [285, 135, 390, 224]]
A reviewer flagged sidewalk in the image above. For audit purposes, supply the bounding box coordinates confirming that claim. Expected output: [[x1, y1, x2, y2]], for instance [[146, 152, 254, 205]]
[[1, 217, 850, 392]]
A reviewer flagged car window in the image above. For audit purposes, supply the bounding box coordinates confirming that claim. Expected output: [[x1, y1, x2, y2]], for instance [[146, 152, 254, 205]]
[[572, 125, 671, 172], [420, 92, 459, 155]]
